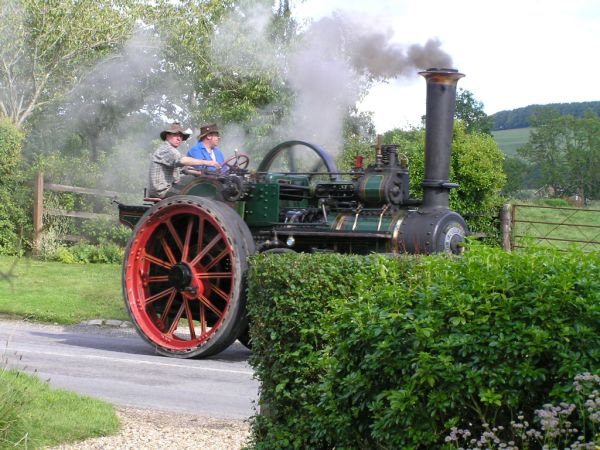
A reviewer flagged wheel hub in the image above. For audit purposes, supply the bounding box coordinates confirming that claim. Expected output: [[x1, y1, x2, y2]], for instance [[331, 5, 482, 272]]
[[168, 263, 193, 290]]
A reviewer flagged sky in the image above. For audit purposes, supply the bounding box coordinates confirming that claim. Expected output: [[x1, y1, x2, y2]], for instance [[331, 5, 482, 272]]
[[292, 0, 600, 133]]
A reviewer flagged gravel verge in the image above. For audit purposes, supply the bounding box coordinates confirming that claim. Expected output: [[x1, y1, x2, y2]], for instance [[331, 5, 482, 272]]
[[49, 406, 251, 450]]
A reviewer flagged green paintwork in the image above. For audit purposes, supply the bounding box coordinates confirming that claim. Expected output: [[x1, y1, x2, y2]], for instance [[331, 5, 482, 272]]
[[360, 175, 385, 204], [185, 182, 218, 198], [244, 183, 280, 226]]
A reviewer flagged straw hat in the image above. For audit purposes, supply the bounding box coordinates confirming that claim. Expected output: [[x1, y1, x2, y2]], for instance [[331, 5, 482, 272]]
[[160, 122, 191, 141]]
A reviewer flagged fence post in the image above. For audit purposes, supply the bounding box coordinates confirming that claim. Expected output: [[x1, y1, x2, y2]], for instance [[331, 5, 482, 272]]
[[33, 172, 44, 256], [500, 203, 512, 251]]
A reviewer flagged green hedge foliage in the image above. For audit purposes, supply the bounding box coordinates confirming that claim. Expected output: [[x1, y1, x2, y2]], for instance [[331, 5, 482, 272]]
[[246, 247, 600, 449], [0, 118, 29, 255]]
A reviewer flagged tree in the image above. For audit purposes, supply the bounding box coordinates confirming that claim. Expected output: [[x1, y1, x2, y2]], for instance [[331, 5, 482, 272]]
[[502, 155, 538, 196], [564, 111, 600, 200], [455, 88, 493, 134], [0, 0, 145, 128], [518, 108, 600, 199], [518, 108, 567, 195]]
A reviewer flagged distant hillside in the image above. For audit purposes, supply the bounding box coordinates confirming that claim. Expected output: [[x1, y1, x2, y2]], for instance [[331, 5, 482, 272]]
[[490, 101, 600, 130], [492, 128, 531, 156]]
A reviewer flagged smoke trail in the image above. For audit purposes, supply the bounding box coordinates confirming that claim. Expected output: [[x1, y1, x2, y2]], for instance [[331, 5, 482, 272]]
[[211, 7, 452, 156]]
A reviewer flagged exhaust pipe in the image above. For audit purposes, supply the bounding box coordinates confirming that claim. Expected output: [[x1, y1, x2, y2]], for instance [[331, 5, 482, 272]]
[[419, 68, 464, 210]]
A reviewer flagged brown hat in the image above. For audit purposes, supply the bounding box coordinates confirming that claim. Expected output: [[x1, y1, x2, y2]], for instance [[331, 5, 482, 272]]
[[160, 122, 191, 141], [198, 123, 220, 140]]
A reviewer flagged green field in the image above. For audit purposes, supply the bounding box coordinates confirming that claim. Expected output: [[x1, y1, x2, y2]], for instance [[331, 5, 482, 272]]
[[492, 127, 531, 156], [511, 201, 600, 252]]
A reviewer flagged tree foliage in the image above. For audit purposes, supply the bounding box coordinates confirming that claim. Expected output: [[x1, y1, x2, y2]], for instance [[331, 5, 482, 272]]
[[518, 108, 600, 199], [0, 118, 29, 254], [502, 155, 538, 196], [455, 88, 493, 134], [0, 0, 145, 128]]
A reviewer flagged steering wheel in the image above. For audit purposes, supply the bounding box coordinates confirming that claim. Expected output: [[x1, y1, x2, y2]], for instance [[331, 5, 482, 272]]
[[222, 153, 250, 171]]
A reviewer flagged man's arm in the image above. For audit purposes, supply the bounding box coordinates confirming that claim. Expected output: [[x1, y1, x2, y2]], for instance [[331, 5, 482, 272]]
[[179, 155, 221, 168]]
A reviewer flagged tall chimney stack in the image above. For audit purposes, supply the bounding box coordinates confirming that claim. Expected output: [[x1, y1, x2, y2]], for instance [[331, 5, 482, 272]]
[[419, 68, 464, 210]]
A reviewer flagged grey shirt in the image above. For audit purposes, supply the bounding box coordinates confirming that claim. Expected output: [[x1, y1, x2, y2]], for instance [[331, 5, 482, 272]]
[[148, 141, 183, 198]]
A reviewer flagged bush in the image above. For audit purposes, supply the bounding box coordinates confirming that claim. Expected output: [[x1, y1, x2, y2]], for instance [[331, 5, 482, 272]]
[[49, 242, 124, 264], [0, 118, 29, 255], [246, 247, 600, 449]]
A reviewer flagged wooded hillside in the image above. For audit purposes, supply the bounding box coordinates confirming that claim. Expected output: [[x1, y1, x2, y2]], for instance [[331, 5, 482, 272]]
[[491, 101, 600, 130]]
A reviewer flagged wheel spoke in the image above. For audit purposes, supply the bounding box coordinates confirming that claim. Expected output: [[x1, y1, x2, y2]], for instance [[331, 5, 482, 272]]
[[199, 302, 206, 335], [147, 275, 169, 283], [144, 286, 176, 306], [141, 250, 172, 271], [197, 217, 205, 259], [199, 294, 224, 318], [160, 235, 178, 265], [166, 218, 184, 253], [166, 303, 185, 336], [181, 216, 194, 262], [157, 289, 178, 329], [204, 248, 230, 271], [190, 234, 223, 267], [206, 282, 231, 303], [183, 300, 196, 340], [196, 272, 232, 280]]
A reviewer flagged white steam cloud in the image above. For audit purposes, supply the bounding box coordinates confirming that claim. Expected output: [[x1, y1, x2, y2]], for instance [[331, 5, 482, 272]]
[[211, 7, 452, 156]]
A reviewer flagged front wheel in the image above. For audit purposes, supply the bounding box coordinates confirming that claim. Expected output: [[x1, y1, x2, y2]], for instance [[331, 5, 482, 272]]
[[122, 195, 255, 358]]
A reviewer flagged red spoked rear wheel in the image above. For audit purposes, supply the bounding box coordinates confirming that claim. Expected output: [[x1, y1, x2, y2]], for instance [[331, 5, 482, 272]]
[[123, 196, 255, 358]]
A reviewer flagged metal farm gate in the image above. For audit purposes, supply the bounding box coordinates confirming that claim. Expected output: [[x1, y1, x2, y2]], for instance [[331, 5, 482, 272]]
[[501, 203, 600, 252]]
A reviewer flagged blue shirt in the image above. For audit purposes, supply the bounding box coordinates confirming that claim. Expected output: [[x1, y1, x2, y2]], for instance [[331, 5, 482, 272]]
[[187, 141, 225, 171]]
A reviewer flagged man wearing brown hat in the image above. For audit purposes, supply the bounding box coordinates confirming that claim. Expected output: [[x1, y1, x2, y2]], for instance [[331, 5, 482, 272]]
[[148, 122, 214, 198], [186, 123, 225, 172]]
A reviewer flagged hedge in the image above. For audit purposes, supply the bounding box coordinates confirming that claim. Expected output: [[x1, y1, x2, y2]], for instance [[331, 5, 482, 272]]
[[0, 118, 28, 254], [246, 246, 600, 449]]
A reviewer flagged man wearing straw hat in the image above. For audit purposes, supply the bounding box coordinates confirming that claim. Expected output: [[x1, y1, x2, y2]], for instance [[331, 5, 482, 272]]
[[147, 122, 212, 198]]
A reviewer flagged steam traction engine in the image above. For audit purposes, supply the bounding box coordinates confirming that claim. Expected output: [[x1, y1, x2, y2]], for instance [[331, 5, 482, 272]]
[[118, 69, 468, 358]]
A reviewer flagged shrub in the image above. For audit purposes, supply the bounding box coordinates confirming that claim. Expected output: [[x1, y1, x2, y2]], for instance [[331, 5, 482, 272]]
[[48, 242, 123, 264], [246, 247, 600, 449], [0, 118, 29, 255]]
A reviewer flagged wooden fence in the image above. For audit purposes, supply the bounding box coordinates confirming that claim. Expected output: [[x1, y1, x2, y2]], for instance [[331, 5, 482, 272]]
[[33, 172, 119, 254]]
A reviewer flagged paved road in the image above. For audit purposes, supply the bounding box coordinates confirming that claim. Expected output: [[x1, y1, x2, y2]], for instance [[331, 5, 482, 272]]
[[0, 319, 259, 419]]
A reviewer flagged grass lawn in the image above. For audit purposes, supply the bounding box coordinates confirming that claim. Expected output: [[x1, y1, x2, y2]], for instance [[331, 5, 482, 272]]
[[0, 367, 120, 448], [0, 257, 126, 448], [0, 256, 127, 324]]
